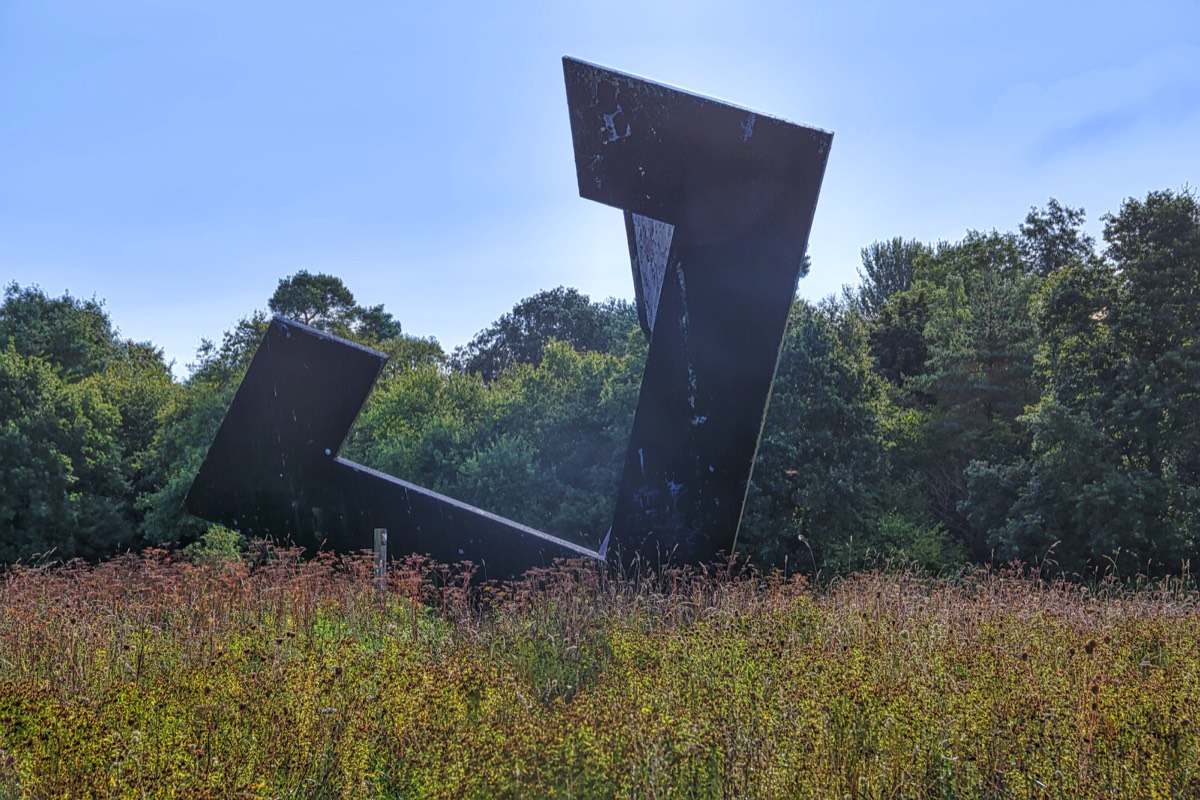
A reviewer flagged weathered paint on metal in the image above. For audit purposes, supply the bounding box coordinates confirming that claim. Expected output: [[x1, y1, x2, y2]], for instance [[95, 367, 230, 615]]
[[624, 211, 673, 337]]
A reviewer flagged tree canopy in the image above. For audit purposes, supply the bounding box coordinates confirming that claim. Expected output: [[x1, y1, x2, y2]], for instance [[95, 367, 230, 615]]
[[267, 270, 358, 329], [267, 270, 403, 342], [449, 287, 637, 381]]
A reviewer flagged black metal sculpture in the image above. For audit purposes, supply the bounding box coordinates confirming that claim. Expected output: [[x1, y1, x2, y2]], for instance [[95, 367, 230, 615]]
[[184, 317, 603, 579], [186, 58, 830, 575], [563, 58, 831, 563]]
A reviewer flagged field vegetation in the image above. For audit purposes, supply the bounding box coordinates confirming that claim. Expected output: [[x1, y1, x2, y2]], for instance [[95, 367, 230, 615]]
[[2, 548, 1198, 798]]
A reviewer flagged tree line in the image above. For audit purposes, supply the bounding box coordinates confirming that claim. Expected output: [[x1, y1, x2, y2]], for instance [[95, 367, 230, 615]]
[[2, 189, 1197, 575]]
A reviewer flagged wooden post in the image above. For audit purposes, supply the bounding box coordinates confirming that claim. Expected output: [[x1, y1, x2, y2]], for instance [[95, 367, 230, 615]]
[[373, 528, 387, 599]]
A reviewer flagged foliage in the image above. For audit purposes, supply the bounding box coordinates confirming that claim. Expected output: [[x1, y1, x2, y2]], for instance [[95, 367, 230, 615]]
[[0, 283, 117, 381], [1019, 198, 1097, 278], [87, 342, 180, 501], [374, 333, 446, 376], [909, 232, 1040, 556], [347, 336, 644, 545], [739, 300, 887, 569], [462, 339, 643, 537], [267, 270, 405, 344], [0, 347, 130, 562], [0, 287, 176, 562], [855, 237, 931, 315], [738, 299, 963, 573], [184, 524, 247, 559], [449, 287, 637, 381], [981, 189, 1200, 573], [2, 554, 1199, 798], [355, 302, 403, 342], [267, 270, 359, 330], [869, 284, 934, 391]]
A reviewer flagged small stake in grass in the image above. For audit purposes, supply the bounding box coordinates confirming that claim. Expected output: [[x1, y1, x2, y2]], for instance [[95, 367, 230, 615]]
[[373, 528, 387, 600]]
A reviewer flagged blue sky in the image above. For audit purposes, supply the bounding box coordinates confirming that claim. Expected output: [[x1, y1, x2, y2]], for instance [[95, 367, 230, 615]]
[[2, 1, 1198, 377]]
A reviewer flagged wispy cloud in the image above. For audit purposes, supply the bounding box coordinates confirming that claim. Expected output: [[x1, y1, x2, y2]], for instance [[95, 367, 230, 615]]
[[992, 45, 1200, 165]]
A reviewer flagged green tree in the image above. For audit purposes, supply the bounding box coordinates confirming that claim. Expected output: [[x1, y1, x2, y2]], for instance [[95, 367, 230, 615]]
[[347, 335, 643, 546], [345, 362, 489, 498], [0, 286, 178, 468], [1103, 189, 1200, 481], [268, 270, 358, 330], [0, 285, 179, 561], [981, 189, 1200, 573], [0, 347, 130, 562], [1019, 198, 1095, 278], [268, 270, 411, 345], [449, 287, 637, 381], [869, 286, 934, 393], [857, 240, 936, 398], [0, 283, 117, 380], [903, 232, 1039, 558], [467, 339, 642, 539], [83, 341, 180, 523], [355, 303, 403, 341], [738, 300, 945, 572], [967, 401, 1169, 574], [856, 238, 931, 316]]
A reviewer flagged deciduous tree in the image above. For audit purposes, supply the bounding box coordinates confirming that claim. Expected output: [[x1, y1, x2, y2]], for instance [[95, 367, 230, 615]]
[[268, 270, 358, 330], [449, 287, 637, 381]]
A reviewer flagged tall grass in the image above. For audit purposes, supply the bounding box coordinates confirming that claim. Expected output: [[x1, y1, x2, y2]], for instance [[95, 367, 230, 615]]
[[0, 549, 1197, 798]]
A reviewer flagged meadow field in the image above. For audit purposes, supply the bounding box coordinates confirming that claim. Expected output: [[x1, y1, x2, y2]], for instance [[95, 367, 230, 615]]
[[1, 550, 1197, 798]]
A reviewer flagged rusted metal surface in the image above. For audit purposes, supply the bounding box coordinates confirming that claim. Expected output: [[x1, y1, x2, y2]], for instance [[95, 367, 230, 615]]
[[185, 317, 602, 579], [564, 57, 832, 564]]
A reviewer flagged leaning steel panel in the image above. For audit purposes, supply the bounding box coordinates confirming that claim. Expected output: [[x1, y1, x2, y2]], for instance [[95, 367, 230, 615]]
[[185, 317, 602, 579], [563, 57, 832, 564]]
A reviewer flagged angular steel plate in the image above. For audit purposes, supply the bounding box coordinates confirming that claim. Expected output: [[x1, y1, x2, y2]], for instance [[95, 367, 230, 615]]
[[185, 317, 602, 579], [564, 57, 832, 563]]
